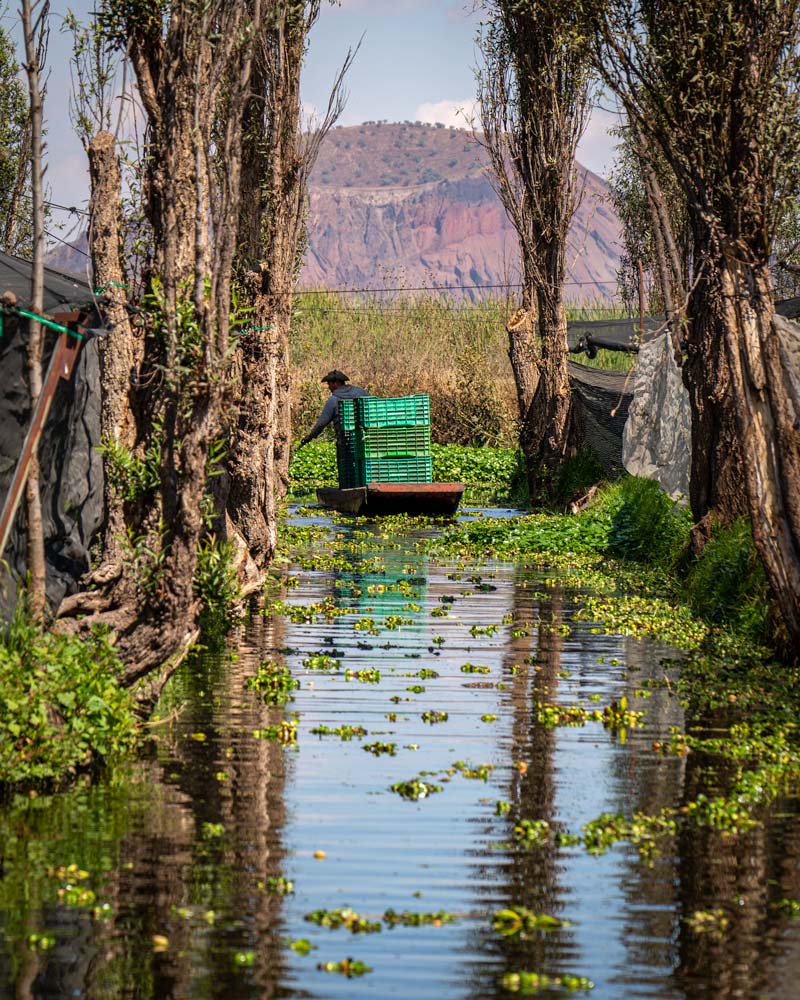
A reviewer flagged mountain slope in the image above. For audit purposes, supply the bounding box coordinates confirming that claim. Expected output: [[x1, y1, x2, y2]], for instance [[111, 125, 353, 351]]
[[302, 122, 621, 302]]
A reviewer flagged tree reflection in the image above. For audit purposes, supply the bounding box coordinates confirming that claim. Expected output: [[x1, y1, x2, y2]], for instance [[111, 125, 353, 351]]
[[464, 567, 572, 999]]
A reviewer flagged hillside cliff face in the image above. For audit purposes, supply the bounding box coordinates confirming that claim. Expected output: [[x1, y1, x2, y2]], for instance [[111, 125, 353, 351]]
[[302, 122, 622, 302], [46, 122, 622, 302]]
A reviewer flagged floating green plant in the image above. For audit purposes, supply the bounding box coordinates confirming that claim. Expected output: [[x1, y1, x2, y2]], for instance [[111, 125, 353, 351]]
[[317, 958, 372, 976], [246, 661, 299, 705], [513, 819, 551, 847], [501, 971, 594, 993], [288, 938, 316, 954], [304, 908, 382, 933], [684, 908, 729, 938], [470, 624, 499, 637], [421, 710, 449, 724], [390, 778, 443, 800], [492, 907, 570, 937], [303, 654, 341, 671], [382, 908, 455, 927], [345, 669, 381, 683], [363, 742, 397, 756], [310, 724, 367, 739], [252, 720, 298, 744], [451, 760, 494, 781], [262, 876, 294, 895]]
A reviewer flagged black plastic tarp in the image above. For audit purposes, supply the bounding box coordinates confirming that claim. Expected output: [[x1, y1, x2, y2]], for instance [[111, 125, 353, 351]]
[[0, 250, 94, 312]]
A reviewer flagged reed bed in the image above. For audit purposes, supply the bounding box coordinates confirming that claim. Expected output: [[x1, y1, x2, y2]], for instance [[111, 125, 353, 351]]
[[289, 292, 633, 446]]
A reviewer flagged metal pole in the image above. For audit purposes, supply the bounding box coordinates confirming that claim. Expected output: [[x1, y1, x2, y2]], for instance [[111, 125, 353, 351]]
[[0, 328, 83, 558]]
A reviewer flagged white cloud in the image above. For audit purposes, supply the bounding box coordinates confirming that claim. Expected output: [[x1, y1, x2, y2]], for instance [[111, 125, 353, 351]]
[[301, 101, 321, 129], [576, 105, 621, 179], [414, 98, 479, 130]]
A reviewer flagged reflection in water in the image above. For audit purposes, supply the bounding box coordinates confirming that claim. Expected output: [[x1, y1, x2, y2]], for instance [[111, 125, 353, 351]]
[[675, 730, 800, 1000], [2, 513, 800, 999]]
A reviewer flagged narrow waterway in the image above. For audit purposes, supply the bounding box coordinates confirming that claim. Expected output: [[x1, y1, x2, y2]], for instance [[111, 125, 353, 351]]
[[2, 509, 800, 999]]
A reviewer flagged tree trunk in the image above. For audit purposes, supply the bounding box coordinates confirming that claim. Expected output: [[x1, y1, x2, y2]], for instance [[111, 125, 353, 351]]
[[683, 242, 747, 546], [505, 304, 539, 429], [225, 290, 280, 566], [227, 7, 328, 560], [87, 130, 141, 565], [523, 292, 574, 498], [21, 0, 47, 620], [719, 257, 800, 646]]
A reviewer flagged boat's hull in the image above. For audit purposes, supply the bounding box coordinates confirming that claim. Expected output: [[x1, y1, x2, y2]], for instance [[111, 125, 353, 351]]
[[317, 482, 465, 516]]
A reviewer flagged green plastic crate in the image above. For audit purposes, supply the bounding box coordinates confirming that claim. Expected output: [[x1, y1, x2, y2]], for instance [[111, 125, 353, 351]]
[[336, 433, 360, 489], [354, 393, 430, 428], [358, 454, 433, 484], [355, 423, 431, 459], [335, 399, 359, 488], [338, 398, 356, 431]]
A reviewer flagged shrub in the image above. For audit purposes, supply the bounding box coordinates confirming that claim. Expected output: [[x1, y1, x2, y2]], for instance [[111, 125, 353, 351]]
[[684, 518, 769, 641], [554, 449, 608, 504], [195, 534, 240, 625], [0, 606, 137, 786], [606, 477, 690, 566]]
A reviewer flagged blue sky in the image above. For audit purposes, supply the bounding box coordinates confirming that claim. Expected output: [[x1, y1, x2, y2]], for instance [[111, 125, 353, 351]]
[[3, 1, 619, 235]]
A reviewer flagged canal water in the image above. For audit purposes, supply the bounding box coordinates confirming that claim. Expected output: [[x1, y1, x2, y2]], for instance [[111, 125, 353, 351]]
[[1, 509, 800, 999]]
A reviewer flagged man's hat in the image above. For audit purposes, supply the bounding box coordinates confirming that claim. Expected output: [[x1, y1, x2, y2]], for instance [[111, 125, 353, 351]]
[[321, 370, 349, 383]]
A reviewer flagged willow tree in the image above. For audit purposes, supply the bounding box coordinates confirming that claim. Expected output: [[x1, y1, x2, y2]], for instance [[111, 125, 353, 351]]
[[591, 0, 800, 644], [60, 1, 262, 688], [0, 20, 31, 254], [609, 122, 690, 330], [478, 0, 592, 497], [225, 2, 353, 570]]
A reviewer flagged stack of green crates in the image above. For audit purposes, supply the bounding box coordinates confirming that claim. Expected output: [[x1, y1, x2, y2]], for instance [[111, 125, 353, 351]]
[[335, 394, 433, 488], [355, 393, 432, 485]]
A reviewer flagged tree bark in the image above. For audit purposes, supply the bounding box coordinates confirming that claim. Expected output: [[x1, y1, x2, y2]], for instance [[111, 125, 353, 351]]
[[719, 257, 800, 645], [523, 293, 574, 498], [683, 232, 747, 545], [505, 305, 539, 429], [87, 130, 141, 565]]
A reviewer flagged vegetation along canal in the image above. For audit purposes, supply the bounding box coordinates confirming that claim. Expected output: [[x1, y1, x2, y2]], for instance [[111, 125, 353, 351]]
[[2, 507, 800, 999]]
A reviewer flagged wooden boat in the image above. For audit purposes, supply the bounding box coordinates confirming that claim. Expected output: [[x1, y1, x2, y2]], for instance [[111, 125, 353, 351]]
[[317, 482, 466, 517]]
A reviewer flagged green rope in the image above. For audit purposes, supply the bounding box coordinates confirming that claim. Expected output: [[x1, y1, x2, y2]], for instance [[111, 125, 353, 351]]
[[0, 304, 84, 341], [239, 324, 274, 335], [95, 281, 128, 295]]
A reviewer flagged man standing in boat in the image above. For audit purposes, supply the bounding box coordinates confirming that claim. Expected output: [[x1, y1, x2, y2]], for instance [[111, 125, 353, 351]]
[[299, 370, 368, 446]]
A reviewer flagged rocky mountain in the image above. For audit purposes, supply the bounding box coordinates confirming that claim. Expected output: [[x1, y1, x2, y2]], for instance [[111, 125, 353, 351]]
[[46, 122, 622, 302], [303, 122, 621, 302]]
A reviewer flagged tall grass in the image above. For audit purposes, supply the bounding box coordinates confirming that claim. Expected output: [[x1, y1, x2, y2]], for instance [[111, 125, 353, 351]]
[[289, 292, 634, 445]]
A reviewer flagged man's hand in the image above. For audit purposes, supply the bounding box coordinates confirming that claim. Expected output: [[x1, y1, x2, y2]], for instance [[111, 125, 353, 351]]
[[299, 435, 311, 447]]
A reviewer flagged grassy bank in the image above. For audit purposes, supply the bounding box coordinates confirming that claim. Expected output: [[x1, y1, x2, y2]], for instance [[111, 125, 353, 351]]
[[289, 293, 632, 446]]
